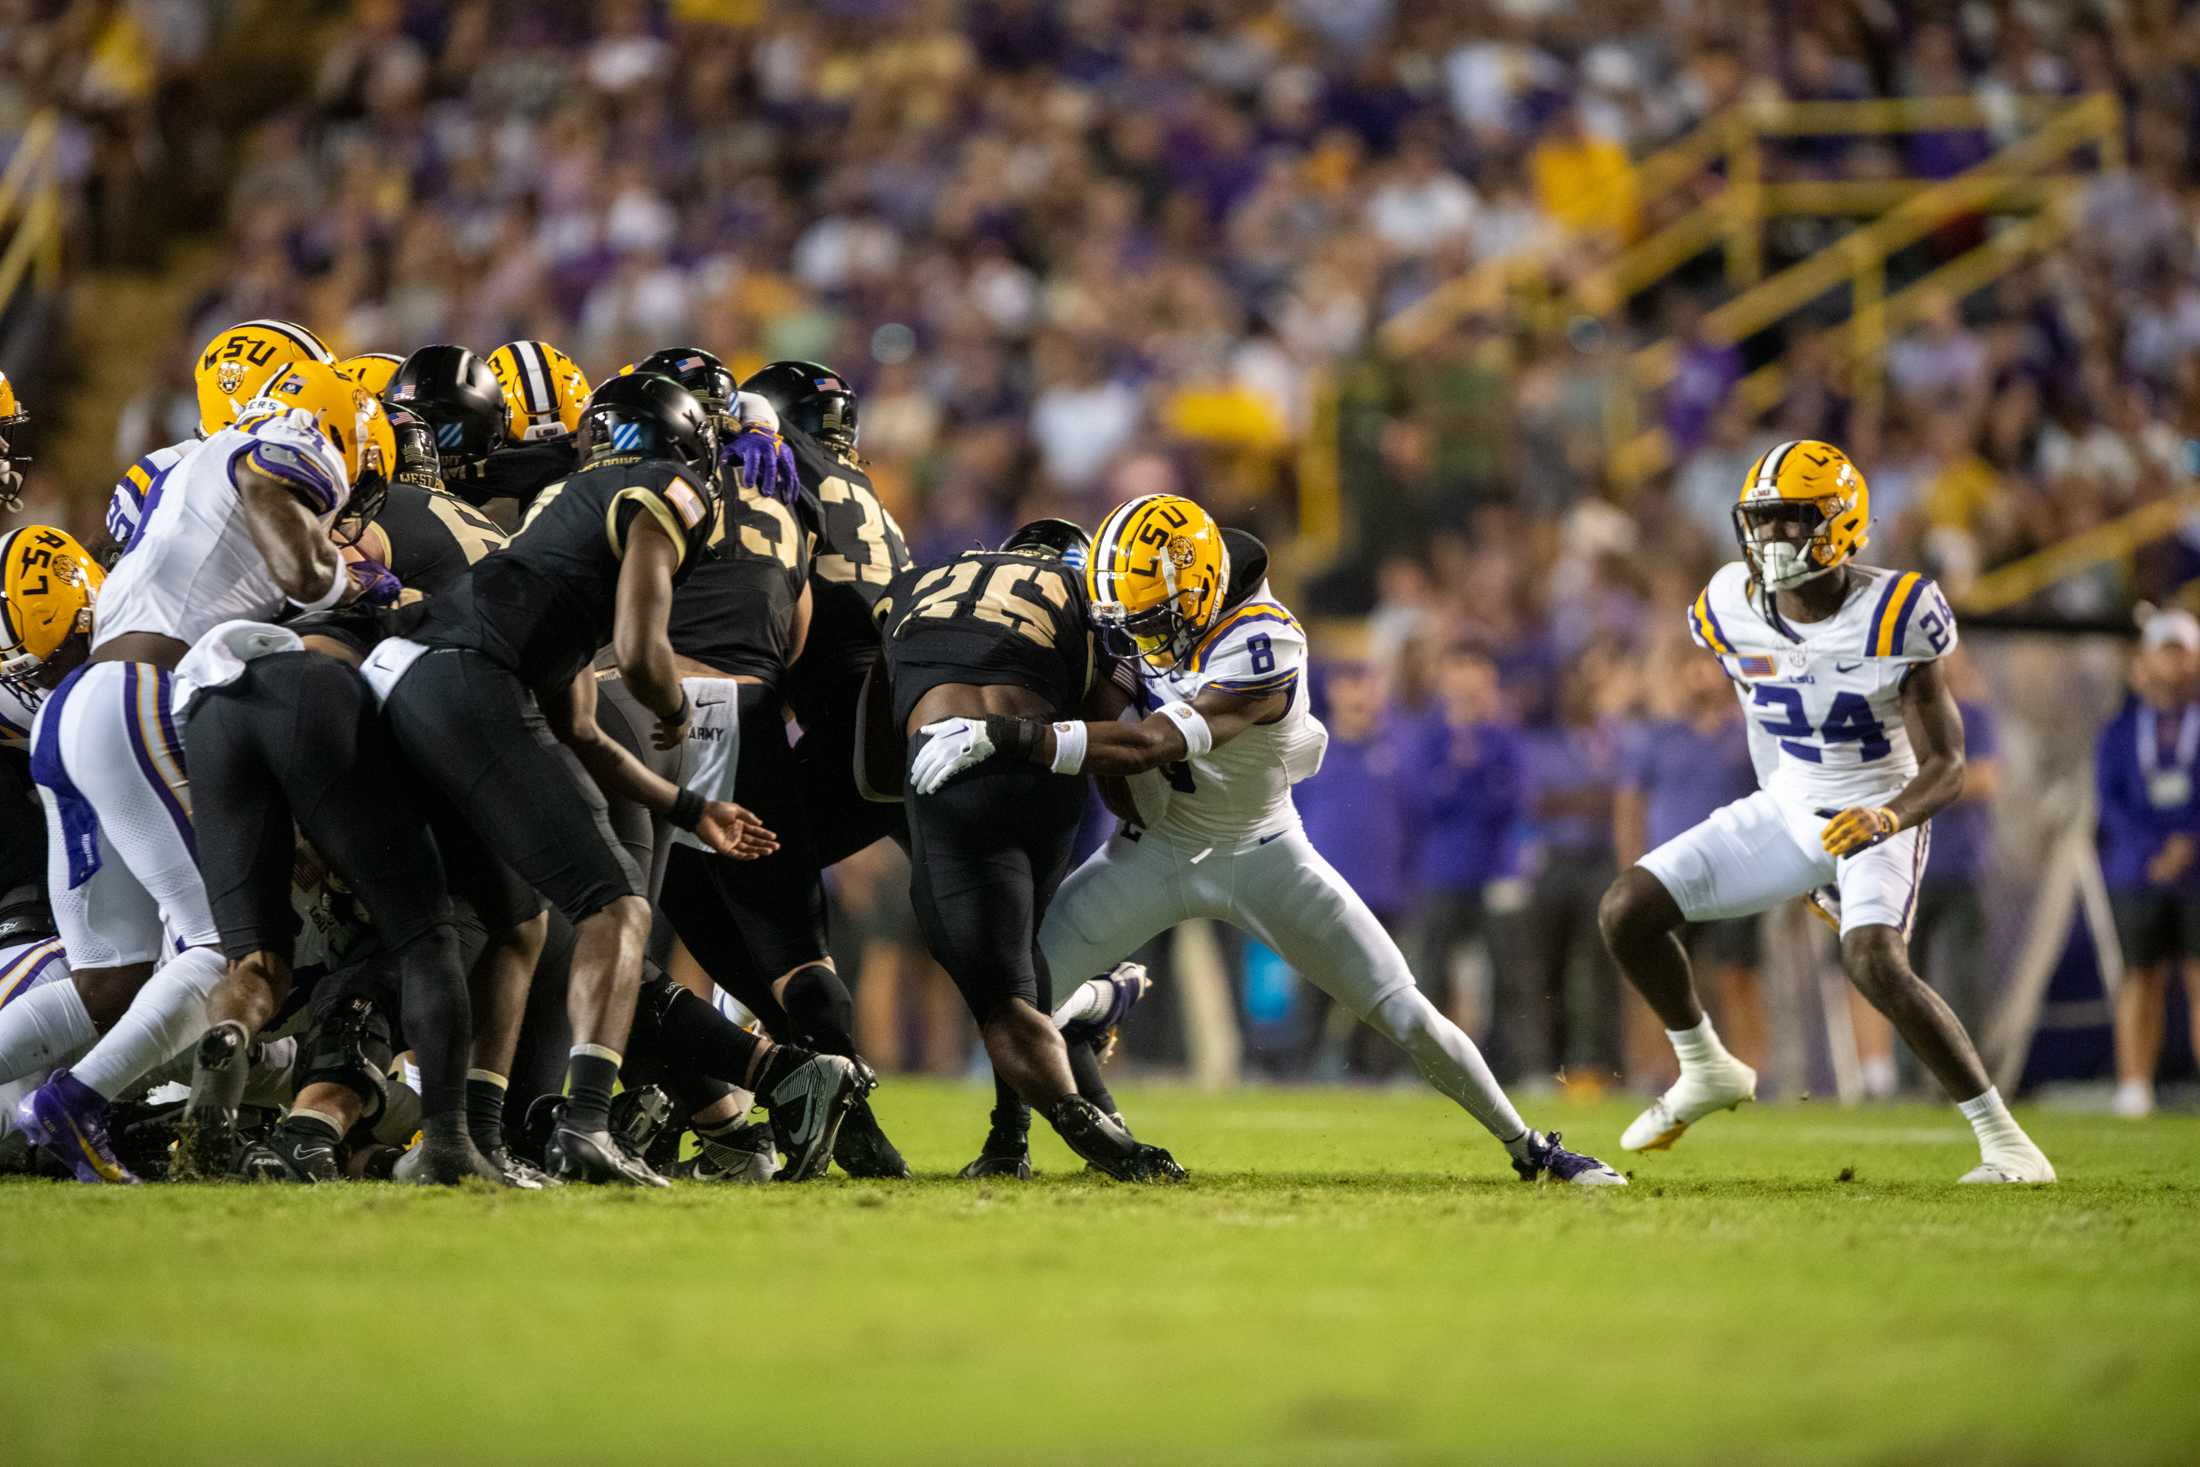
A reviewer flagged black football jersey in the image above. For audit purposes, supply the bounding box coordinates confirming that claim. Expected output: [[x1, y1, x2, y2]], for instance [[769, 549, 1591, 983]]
[[459, 436, 582, 532], [788, 429, 910, 688], [408, 455, 716, 692], [880, 549, 1094, 726], [370, 483, 510, 598], [667, 481, 812, 686]]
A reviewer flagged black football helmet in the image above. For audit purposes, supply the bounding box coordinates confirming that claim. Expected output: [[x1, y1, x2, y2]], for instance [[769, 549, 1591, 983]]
[[577, 371, 719, 480], [384, 403, 441, 491], [632, 347, 738, 417], [740, 360, 858, 451], [1001, 518, 1091, 575], [383, 346, 504, 470]]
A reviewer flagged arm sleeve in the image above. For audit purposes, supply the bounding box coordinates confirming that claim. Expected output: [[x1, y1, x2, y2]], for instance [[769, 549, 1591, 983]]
[[230, 417, 344, 515], [604, 474, 708, 569]]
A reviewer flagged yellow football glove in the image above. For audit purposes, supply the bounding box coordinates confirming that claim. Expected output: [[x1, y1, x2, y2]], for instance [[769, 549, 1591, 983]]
[[1821, 805, 1900, 858]]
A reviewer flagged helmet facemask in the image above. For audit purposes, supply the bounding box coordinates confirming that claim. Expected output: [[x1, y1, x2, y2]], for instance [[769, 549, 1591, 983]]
[[1734, 499, 1840, 591]]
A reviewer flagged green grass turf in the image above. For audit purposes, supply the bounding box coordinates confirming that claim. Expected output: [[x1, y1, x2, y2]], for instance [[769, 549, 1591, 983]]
[[3, 1083, 2197, 1466]]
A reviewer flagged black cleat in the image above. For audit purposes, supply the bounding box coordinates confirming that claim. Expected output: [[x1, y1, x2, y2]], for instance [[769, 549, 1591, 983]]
[[759, 1049, 860, 1181], [833, 1065, 910, 1178], [957, 1127, 1033, 1179], [237, 1118, 344, 1183], [547, 1121, 671, 1187], [1045, 1095, 1186, 1183], [479, 1142, 555, 1189], [393, 1135, 503, 1185]]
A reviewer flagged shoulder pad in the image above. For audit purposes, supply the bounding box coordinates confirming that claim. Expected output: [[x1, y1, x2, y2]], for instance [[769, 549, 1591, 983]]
[[1863, 570, 1956, 662], [1686, 563, 1751, 656], [1186, 601, 1305, 697]]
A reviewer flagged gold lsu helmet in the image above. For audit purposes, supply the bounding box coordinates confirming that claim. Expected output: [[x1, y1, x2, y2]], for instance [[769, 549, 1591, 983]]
[[487, 340, 593, 442], [0, 525, 103, 688], [240, 359, 398, 503], [1088, 493, 1232, 669], [1735, 439, 1870, 591], [336, 352, 405, 399], [194, 319, 335, 437], [0, 368, 24, 439]]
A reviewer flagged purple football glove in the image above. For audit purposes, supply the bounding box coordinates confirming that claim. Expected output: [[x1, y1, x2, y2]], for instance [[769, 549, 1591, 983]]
[[345, 555, 402, 607], [722, 425, 799, 504]]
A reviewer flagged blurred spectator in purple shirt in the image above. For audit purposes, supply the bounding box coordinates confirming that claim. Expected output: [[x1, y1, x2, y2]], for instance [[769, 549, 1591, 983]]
[[2097, 611, 2200, 1118], [1662, 291, 1741, 459], [1296, 660, 1417, 1077], [1403, 644, 1525, 1069], [1514, 649, 1629, 1084], [1614, 645, 1766, 1080]]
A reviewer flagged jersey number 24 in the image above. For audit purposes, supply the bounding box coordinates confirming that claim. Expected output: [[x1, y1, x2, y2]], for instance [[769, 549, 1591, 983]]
[[1752, 685, 1888, 762]]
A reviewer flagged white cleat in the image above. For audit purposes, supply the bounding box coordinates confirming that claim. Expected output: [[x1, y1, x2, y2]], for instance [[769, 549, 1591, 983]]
[[1958, 1145, 2056, 1184], [1621, 1059, 1758, 1152]]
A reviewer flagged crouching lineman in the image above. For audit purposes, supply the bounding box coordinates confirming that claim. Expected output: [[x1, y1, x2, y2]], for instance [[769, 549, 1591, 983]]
[[360, 370, 784, 1185], [1595, 440, 2054, 1182], [14, 363, 395, 1182], [912, 495, 1622, 1184], [882, 521, 1183, 1181]]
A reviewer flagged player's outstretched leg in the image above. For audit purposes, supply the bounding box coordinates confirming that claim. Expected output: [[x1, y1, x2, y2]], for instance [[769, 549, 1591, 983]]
[[1840, 926, 2054, 1183], [1598, 868, 1757, 1151]]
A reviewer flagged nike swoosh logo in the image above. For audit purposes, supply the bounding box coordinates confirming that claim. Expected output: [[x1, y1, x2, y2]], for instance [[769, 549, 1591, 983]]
[[1835, 662, 1862, 673]]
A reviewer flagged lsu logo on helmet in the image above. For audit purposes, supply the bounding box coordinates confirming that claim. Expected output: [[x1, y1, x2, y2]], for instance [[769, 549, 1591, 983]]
[[0, 525, 104, 688], [488, 340, 592, 442], [1734, 439, 1870, 591], [1088, 493, 1232, 669], [194, 319, 335, 437]]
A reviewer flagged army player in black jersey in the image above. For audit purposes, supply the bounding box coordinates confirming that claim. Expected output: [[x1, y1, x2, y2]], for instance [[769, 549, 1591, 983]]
[[742, 361, 913, 866], [359, 402, 511, 595], [364, 371, 776, 1185], [646, 434, 906, 1177], [879, 522, 1183, 1182]]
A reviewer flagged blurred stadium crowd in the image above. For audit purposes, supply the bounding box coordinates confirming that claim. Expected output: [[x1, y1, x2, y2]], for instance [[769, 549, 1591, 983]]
[[8, 0, 2200, 1097]]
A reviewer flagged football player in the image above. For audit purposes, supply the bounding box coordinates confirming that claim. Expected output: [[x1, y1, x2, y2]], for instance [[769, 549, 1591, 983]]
[[741, 360, 913, 866], [1595, 440, 2055, 1182], [103, 319, 336, 561], [882, 521, 1184, 1182], [354, 402, 512, 597], [0, 369, 30, 511], [14, 362, 394, 1183], [174, 608, 497, 1184], [457, 340, 595, 517], [643, 427, 903, 1177], [915, 496, 1622, 1184], [359, 371, 781, 1185]]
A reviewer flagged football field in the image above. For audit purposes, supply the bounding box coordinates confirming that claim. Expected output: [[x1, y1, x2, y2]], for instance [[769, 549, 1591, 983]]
[[4, 1082, 2196, 1465]]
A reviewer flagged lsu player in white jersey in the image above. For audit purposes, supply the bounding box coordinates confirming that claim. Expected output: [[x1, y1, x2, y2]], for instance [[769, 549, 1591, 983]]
[[1597, 439, 2054, 1183], [102, 319, 335, 560], [911, 493, 1623, 1184], [13, 360, 395, 1184]]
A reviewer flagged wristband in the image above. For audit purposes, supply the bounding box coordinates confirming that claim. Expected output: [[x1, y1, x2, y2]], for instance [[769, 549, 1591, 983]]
[[1049, 720, 1088, 775], [983, 715, 1044, 763], [668, 787, 705, 832], [1876, 807, 1901, 836], [659, 689, 691, 727], [287, 557, 347, 613], [1156, 699, 1213, 756]]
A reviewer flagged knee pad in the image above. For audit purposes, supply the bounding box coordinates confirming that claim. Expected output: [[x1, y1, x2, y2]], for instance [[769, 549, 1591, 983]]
[[301, 995, 395, 1126], [778, 963, 854, 1055]]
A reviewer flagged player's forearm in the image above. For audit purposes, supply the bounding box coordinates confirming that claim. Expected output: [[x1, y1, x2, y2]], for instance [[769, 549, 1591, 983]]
[[241, 474, 342, 603], [1888, 753, 1964, 831], [566, 726, 681, 815], [981, 715, 1187, 776], [615, 632, 683, 719]]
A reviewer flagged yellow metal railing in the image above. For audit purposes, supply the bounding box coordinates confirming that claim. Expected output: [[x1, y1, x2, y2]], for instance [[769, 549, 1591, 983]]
[[1959, 491, 2200, 616], [1313, 93, 2120, 555], [0, 111, 64, 320]]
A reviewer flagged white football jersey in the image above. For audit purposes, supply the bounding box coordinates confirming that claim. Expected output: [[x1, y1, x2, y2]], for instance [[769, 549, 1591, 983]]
[[93, 413, 348, 651], [1131, 582, 1328, 848], [1687, 561, 1956, 809], [104, 438, 199, 554]]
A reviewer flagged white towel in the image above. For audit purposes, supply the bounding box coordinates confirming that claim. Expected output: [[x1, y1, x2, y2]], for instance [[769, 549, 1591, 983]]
[[172, 620, 303, 713]]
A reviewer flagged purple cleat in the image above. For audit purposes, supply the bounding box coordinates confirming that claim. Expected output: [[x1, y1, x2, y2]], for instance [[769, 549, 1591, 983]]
[[1512, 1130, 1627, 1187], [16, 1069, 140, 1185]]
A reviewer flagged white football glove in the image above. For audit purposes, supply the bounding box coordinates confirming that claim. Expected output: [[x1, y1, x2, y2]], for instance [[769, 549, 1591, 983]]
[[911, 716, 996, 794]]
